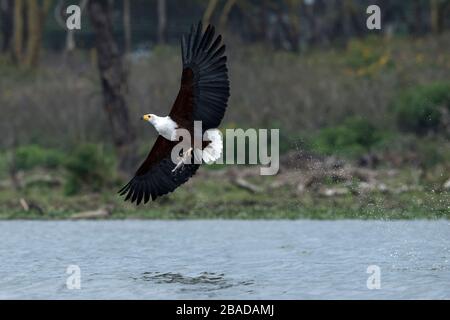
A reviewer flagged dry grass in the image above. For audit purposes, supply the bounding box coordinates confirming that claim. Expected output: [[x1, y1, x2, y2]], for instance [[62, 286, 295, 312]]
[[0, 33, 449, 150]]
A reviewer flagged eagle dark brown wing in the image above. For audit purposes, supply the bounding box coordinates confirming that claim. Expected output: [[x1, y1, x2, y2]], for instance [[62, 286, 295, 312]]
[[118, 136, 199, 205], [170, 22, 230, 130], [119, 22, 229, 205]]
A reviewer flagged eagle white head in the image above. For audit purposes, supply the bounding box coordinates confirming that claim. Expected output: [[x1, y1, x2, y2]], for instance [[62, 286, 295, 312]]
[[141, 113, 178, 141]]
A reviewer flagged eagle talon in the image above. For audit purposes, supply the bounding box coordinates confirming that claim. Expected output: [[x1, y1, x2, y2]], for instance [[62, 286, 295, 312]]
[[172, 148, 193, 172]]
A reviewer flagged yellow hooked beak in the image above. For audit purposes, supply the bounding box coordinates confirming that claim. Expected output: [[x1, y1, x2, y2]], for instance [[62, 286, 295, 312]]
[[142, 114, 151, 121]]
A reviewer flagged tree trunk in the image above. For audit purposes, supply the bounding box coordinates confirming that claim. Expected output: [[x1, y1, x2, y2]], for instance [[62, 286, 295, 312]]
[[409, 0, 423, 35], [157, 0, 167, 44], [285, 0, 301, 51], [24, 0, 41, 67], [123, 0, 131, 53], [430, 0, 442, 34], [202, 0, 218, 27], [12, 0, 24, 63], [11, 0, 51, 67], [0, 0, 13, 53], [88, 0, 137, 175], [260, 0, 270, 45], [430, 0, 438, 33], [342, 0, 354, 40], [219, 0, 237, 31]]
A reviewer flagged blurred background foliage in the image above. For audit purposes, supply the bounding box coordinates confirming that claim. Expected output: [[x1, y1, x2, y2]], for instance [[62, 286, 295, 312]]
[[393, 81, 450, 135], [63, 143, 116, 195], [0, 0, 449, 217]]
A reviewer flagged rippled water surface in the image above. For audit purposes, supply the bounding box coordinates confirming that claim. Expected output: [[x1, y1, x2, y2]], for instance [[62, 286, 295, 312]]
[[0, 220, 449, 299]]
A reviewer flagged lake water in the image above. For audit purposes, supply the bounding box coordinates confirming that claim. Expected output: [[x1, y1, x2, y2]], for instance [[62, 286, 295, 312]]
[[0, 220, 449, 299]]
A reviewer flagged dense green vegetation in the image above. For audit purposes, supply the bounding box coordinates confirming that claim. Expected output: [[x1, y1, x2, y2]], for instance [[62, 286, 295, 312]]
[[15, 145, 64, 170], [312, 117, 386, 157], [393, 81, 450, 135]]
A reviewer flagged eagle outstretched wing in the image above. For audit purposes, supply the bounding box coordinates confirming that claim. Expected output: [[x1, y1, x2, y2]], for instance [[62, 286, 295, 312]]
[[171, 22, 230, 130], [119, 22, 229, 204], [118, 136, 200, 204]]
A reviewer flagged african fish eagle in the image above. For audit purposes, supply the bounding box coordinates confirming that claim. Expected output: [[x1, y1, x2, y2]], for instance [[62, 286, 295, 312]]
[[119, 22, 230, 205]]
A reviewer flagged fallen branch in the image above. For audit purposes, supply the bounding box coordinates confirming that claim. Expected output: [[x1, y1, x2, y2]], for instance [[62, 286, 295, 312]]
[[232, 177, 263, 193], [318, 187, 349, 197], [70, 208, 112, 220], [19, 198, 29, 211], [19, 198, 44, 215], [444, 179, 450, 190]]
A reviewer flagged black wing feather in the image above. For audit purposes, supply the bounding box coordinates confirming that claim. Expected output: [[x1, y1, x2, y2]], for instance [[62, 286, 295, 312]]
[[182, 23, 230, 130], [121, 151, 200, 205]]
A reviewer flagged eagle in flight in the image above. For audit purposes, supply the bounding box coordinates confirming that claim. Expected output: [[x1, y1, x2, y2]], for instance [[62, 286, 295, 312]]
[[119, 22, 230, 205]]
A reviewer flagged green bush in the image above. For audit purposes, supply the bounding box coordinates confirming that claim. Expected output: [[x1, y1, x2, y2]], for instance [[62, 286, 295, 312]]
[[64, 144, 115, 195], [0, 152, 8, 178], [15, 145, 64, 170], [415, 137, 450, 169], [393, 82, 450, 135], [313, 117, 385, 158]]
